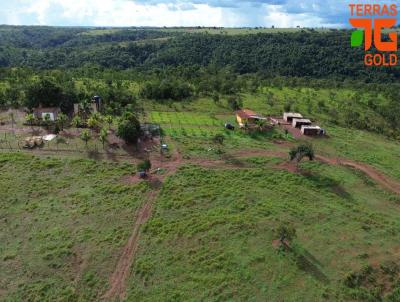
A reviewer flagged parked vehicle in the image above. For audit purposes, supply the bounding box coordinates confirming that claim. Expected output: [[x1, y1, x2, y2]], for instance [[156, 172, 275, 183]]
[[224, 123, 235, 130]]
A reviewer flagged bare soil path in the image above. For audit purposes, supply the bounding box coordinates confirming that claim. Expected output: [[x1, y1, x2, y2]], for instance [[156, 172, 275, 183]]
[[316, 155, 400, 195], [102, 191, 157, 301], [232, 149, 400, 195]]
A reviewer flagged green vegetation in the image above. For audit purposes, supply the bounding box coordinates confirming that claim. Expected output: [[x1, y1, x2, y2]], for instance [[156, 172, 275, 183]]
[[289, 143, 315, 163], [137, 159, 152, 172], [127, 164, 400, 301], [117, 113, 141, 144], [0, 153, 148, 301], [1, 26, 400, 301]]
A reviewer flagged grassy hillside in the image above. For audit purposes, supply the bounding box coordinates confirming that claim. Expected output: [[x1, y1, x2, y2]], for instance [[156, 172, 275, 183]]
[[140, 88, 400, 180], [127, 163, 400, 301], [1, 150, 400, 301], [0, 153, 148, 301], [1, 25, 400, 302]]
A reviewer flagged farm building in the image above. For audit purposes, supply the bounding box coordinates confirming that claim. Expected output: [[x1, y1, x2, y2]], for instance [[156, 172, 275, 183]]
[[236, 109, 267, 128], [283, 112, 303, 123], [292, 118, 312, 128], [33, 107, 61, 121], [301, 125, 325, 136]]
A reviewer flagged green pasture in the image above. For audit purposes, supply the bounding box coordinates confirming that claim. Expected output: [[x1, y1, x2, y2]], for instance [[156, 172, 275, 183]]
[[0, 153, 148, 301], [127, 163, 400, 301]]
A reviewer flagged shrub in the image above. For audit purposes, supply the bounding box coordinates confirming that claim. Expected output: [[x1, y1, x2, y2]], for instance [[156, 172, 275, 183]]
[[213, 134, 225, 144], [137, 160, 151, 172], [275, 222, 296, 245], [116, 114, 141, 144], [289, 143, 315, 162]]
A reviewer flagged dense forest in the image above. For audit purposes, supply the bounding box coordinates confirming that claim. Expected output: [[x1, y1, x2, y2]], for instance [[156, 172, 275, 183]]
[[0, 25, 399, 81], [0, 25, 400, 139]]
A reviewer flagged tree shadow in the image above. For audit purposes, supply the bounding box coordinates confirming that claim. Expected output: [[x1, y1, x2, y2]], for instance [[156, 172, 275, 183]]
[[105, 148, 118, 162], [299, 170, 353, 201], [121, 143, 144, 159], [87, 150, 102, 160], [284, 244, 330, 284], [221, 153, 247, 167]]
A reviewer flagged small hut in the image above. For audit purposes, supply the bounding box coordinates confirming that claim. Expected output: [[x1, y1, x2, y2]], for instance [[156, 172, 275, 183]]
[[292, 118, 312, 128], [33, 107, 61, 121], [236, 109, 267, 128], [301, 125, 325, 136], [283, 112, 303, 123]]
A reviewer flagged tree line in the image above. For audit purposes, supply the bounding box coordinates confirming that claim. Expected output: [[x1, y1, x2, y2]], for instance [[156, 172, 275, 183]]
[[0, 26, 399, 82]]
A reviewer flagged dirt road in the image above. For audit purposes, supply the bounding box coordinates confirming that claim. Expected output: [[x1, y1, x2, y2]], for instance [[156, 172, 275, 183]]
[[316, 155, 400, 195], [233, 149, 400, 195], [102, 191, 157, 301]]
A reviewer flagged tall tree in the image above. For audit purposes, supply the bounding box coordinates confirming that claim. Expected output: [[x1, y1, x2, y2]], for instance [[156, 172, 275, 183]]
[[25, 77, 64, 109]]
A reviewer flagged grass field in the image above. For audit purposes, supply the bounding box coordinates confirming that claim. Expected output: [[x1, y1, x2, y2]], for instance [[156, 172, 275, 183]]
[[126, 163, 400, 301], [314, 126, 400, 181], [0, 153, 148, 301], [1, 84, 400, 301]]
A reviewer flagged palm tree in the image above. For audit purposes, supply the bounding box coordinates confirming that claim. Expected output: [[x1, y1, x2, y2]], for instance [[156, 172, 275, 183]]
[[57, 113, 68, 131], [71, 116, 82, 128], [80, 129, 91, 148], [25, 113, 35, 133], [104, 115, 113, 129], [87, 114, 102, 132], [79, 99, 91, 119], [99, 128, 108, 150]]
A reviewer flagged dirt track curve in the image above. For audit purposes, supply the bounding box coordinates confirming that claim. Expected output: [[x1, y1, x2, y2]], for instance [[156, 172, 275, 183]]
[[233, 149, 400, 195], [316, 155, 400, 195]]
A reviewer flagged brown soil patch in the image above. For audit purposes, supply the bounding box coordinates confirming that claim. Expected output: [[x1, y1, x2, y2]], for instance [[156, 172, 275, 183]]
[[272, 239, 281, 249], [232, 149, 288, 159], [102, 191, 157, 301], [276, 161, 298, 173]]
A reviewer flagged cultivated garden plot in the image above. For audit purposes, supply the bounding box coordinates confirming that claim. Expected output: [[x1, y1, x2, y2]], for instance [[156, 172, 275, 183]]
[[146, 111, 224, 138]]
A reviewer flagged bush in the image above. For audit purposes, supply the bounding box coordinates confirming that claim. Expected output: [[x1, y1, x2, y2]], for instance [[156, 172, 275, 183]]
[[137, 160, 151, 172], [275, 222, 296, 245], [116, 114, 141, 144], [289, 143, 315, 162], [212, 134, 225, 144]]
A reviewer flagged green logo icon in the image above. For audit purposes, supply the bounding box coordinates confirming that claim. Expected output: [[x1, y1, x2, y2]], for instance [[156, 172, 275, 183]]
[[351, 30, 364, 47]]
